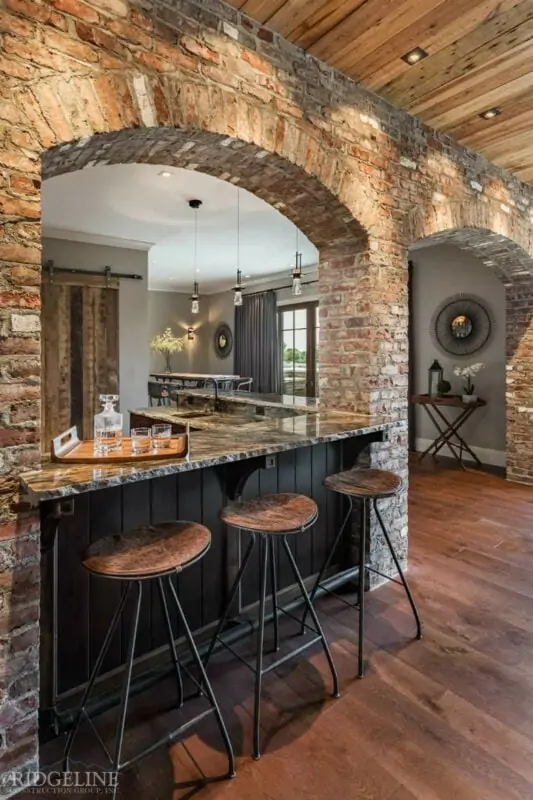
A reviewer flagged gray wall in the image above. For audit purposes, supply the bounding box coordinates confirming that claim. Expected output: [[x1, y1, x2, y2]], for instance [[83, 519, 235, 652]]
[[147, 290, 210, 373], [411, 244, 506, 463], [42, 238, 149, 424], [208, 290, 235, 373]]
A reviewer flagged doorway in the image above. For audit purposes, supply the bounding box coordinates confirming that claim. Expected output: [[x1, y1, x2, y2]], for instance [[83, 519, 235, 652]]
[[279, 302, 319, 396]]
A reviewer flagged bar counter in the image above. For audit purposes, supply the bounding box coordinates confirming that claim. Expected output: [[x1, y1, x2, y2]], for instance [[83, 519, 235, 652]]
[[25, 394, 396, 741], [22, 402, 390, 503]]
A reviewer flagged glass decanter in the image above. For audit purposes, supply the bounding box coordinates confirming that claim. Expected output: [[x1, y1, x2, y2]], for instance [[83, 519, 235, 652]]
[[93, 394, 123, 455]]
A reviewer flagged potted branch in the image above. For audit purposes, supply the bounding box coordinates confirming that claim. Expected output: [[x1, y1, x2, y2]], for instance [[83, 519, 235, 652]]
[[150, 327, 186, 372], [454, 362, 485, 403]]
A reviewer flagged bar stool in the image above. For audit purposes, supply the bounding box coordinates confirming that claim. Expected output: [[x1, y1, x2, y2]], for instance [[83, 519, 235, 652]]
[[204, 493, 340, 761], [63, 521, 235, 797], [304, 469, 422, 678]]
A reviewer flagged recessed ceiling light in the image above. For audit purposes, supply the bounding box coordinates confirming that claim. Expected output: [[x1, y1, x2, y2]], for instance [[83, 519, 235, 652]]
[[159, 170, 172, 178], [401, 47, 428, 65], [479, 107, 501, 120]]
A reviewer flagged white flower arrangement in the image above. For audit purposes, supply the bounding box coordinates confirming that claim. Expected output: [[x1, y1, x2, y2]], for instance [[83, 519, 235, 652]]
[[150, 327, 186, 371], [453, 362, 485, 395]]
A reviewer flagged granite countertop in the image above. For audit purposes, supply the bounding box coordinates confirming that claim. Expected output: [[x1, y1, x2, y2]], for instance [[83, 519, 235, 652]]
[[130, 405, 302, 431], [21, 410, 393, 503], [175, 390, 320, 412]]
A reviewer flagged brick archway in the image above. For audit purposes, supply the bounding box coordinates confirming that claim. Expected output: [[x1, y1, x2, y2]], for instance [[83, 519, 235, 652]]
[[408, 202, 533, 483], [42, 127, 368, 256]]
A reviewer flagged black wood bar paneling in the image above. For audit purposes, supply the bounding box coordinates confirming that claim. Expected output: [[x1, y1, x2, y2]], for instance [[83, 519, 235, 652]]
[[88, 486, 123, 682], [51, 441, 346, 698], [150, 474, 179, 647]]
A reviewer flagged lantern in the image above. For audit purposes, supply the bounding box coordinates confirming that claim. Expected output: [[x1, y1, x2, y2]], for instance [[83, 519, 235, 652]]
[[428, 360, 443, 397]]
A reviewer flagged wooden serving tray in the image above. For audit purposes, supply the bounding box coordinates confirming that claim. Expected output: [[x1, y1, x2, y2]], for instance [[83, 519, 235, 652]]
[[51, 427, 189, 463]]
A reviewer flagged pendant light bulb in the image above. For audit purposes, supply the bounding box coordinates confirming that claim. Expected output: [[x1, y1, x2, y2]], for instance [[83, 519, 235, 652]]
[[189, 199, 202, 315], [233, 190, 244, 306], [233, 269, 243, 307], [191, 280, 199, 314], [292, 248, 303, 296]]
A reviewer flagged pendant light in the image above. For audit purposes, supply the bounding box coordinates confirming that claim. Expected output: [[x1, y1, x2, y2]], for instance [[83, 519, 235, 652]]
[[233, 188, 245, 306], [234, 269, 243, 306], [189, 199, 202, 314], [292, 227, 303, 296]]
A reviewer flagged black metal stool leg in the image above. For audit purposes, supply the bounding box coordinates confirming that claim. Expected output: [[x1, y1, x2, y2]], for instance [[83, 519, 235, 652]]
[[112, 581, 142, 798], [269, 536, 279, 652], [282, 536, 340, 699], [373, 498, 422, 640], [253, 534, 269, 760], [358, 499, 367, 679], [167, 577, 236, 779], [158, 577, 184, 708], [63, 583, 132, 770], [300, 494, 353, 634], [204, 533, 256, 667]]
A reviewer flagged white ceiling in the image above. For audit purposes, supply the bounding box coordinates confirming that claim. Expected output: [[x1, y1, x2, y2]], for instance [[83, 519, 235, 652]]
[[42, 164, 318, 293]]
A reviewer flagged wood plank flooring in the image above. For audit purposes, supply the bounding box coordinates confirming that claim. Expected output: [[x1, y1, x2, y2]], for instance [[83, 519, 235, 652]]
[[32, 460, 533, 799]]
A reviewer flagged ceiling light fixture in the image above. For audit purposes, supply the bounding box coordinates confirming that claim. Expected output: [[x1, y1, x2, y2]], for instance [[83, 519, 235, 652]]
[[233, 189, 245, 307], [292, 227, 303, 296], [189, 199, 202, 315], [479, 107, 501, 120], [401, 47, 428, 65], [159, 170, 172, 178]]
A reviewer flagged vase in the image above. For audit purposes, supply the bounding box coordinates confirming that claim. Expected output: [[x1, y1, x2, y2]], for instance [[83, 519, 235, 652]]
[[462, 394, 477, 404], [164, 353, 172, 372]]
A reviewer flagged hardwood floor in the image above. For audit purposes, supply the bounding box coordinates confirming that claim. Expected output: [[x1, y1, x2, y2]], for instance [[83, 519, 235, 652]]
[[32, 461, 533, 799]]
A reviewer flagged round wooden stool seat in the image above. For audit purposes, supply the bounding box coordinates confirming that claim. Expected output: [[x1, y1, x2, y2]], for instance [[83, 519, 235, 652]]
[[325, 468, 402, 499], [221, 493, 318, 534], [83, 521, 211, 578]]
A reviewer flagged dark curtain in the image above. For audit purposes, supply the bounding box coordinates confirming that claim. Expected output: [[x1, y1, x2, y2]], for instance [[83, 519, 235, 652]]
[[234, 290, 281, 394]]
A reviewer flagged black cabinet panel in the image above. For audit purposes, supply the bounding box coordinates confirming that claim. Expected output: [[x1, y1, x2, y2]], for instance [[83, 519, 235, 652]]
[[50, 441, 346, 697]]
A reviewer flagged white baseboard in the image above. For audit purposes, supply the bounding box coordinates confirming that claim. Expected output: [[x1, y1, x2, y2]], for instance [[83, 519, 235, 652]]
[[415, 438, 506, 468]]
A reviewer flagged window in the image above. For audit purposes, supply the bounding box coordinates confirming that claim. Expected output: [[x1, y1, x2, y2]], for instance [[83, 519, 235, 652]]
[[279, 302, 319, 397]]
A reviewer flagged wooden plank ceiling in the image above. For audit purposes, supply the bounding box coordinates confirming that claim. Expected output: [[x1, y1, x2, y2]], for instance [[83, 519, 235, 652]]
[[227, 0, 533, 183]]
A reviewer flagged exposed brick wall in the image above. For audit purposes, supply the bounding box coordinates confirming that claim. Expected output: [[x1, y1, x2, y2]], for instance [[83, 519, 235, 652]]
[[1, 0, 533, 785]]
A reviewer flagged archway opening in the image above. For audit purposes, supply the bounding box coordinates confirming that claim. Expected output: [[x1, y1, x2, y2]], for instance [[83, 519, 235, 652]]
[[41, 127, 371, 418], [407, 226, 533, 483]]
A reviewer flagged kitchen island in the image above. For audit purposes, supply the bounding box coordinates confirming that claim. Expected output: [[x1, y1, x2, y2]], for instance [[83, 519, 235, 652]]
[[22, 393, 395, 740]]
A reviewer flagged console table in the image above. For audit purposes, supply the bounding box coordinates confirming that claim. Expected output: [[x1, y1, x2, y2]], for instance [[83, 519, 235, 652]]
[[411, 394, 486, 469]]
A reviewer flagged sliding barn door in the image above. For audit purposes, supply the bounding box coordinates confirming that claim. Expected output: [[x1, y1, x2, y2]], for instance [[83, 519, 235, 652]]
[[41, 274, 119, 452]]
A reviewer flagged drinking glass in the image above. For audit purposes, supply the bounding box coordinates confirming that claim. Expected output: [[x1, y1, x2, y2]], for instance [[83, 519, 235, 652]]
[[131, 427, 152, 455], [152, 423, 172, 450]]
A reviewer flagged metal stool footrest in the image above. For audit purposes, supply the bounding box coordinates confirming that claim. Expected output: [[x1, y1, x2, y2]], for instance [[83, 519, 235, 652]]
[[204, 530, 340, 760], [303, 482, 423, 680], [63, 575, 236, 796]]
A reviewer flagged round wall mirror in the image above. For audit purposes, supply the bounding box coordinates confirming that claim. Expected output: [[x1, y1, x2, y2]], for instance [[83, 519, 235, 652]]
[[450, 314, 473, 339], [214, 322, 233, 359], [431, 294, 493, 356]]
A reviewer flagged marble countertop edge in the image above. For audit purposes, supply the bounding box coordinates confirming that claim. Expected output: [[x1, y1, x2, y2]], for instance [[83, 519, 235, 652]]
[[21, 416, 395, 503]]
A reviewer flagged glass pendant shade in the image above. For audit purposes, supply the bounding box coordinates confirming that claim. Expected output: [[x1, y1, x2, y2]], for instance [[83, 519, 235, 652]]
[[292, 252, 303, 295], [233, 269, 244, 306], [191, 280, 199, 314], [189, 200, 201, 315]]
